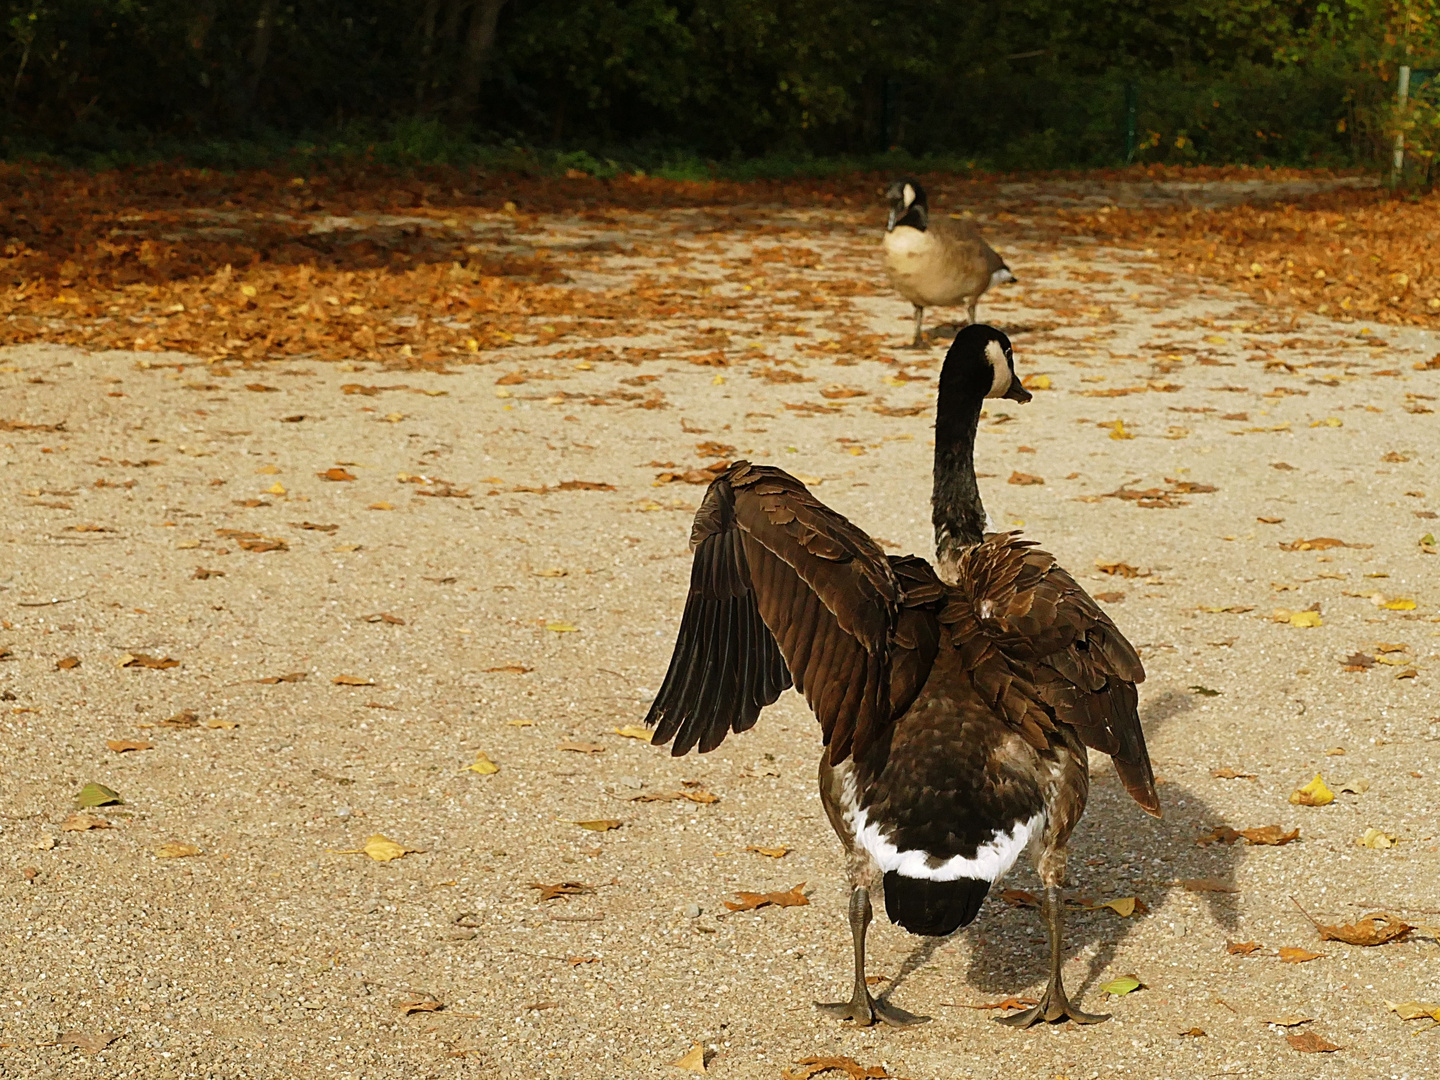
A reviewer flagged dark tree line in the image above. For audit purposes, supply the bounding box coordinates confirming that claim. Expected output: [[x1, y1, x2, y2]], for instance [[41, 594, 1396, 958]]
[[0, 1, 1434, 166]]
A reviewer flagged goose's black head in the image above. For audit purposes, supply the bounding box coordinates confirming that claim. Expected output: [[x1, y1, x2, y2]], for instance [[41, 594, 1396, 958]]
[[885, 178, 928, 232], [938, 324, 1030, 409]]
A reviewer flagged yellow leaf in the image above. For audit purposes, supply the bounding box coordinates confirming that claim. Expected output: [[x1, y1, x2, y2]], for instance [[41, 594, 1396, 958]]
[[1388, 1000, 1440, 1022], [462, 751, 500, 775], [745, 845, 790, 858], [1309, 417, 1343, 427], [1359, 828, 1396, 849], [1290, 774, 1335, 807], [545, 622, 578, 633], [368, 501, 392, 511], [1022, 373, 1052, 390], [1097, 896, 1139, 917], [671, 1043, 707, 1073], [1106, 419, 1133, 440], [612, 725, 653, 740], [266, 482, 286, 495], [1278, 609, 1323, 627], [255, 464, 281, 475], [565, 819, 622, 832], [1204, 335, 1227, 345], [154, 842, 201, 859], [359, 835, 409, 861], [1381, 598, 1417, 610], [711, 374, 725, 385]]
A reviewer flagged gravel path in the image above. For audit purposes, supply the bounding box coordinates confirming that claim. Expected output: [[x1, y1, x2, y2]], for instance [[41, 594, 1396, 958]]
[[2, 179, 1438, 1079]]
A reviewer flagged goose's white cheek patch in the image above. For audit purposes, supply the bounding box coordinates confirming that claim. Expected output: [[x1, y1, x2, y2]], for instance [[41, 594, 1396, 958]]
[[985, 339, 1012, 398]]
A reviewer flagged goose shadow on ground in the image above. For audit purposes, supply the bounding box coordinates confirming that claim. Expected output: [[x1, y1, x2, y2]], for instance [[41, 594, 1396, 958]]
[[880, 688, 1243, 1011]]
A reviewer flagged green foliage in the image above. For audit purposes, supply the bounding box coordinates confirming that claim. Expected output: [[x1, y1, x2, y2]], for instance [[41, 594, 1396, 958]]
[[0, 1, 1434, 170]]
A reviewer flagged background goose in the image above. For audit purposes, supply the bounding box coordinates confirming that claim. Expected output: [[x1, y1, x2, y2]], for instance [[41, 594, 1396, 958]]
[[644, 324, 1159, 1027], [884, 178, 1016, 348]]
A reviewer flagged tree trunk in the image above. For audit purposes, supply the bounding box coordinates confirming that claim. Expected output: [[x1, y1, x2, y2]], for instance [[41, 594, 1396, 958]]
[[415, 0, 441, 108], [246, 0, 279, 121], [452, 0, 507, 123]]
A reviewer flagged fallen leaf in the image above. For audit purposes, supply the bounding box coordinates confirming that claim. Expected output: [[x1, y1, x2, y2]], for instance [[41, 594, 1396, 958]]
[[1316, 912, 1411, 946], [1008, 471, 1044, 485], [1278, 609, 1323, 628], [999, 888, 1040, 908], [1381, 598, 1418, 610], [1211, 768, 1257, 779], [1257, 516, 1284, 524], [1095, 560, 1144, 577], [1240, 825, 1301, 845], [545, 622, 579, 633], [724, 883, 809, 912], [117, 652, 179, 669], [1279, 537, 1359, 551], [192, 567, 225, 579], [1341, 652, 1375, 670], [1278, 946, 1324, 963], [205, 719, 239, 730], [462, 751, 499, 775], [781, 1055, 892, 1080], [160, 709, 199, 728], [1265, 1015, 1314, 1027], [1100, 974, 1144, 996], [557, 480, 617, 492], [611, 725, 653, 740], [1086, 896, 1147, 917], [1287, 1030, 1340, 1053], [59, 1031, 117, 1054], [483, 664, 532, 674], [949, 996, 1039, 1010], [567, 955, 599, 966], [319, 467, 356, 481], [1094, 591, 1125, 603], [1226, 941, 1261, 956], [1178, 1027, 1206, 1037], [362, 612, 405, 625], [529, 881, 594, 901], [341, 835, 414, 862], [60, 812, 110, 831], [106, 740, 153, 753], [1290, 774, 1335, 807], [1387, 1000, 1440, 1022], [671, 1043, 707, 1074], [1189, 685, 1221, 696], [1022, 373, 1052, 390], [558, 741, 606, 754], [397, 994, 444, 1015], [1179, 877, 1239, 893], [1358, 827, 1395, 849], [76, 783, 122, 807], [332, 674, 377, 686], [565, 819, 622, 832], [55, 655, 80, 670], [154, 842, 201, 858], [256, 671, 308, 684], [745, 845, 790, 858]]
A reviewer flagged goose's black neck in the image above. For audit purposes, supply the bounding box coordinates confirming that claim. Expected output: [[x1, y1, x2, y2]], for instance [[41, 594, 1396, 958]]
[[932, 375, 987, 572]]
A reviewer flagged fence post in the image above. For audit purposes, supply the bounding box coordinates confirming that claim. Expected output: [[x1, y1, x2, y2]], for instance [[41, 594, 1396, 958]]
[[1392, 65, 1411, 183], [1124, 82, 1138, 164]]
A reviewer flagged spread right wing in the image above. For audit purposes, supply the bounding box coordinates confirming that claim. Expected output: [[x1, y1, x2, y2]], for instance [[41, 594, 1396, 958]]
[[645, 462, 942, 765]]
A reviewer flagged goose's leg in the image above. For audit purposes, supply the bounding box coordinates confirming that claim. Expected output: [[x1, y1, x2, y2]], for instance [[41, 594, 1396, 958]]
[[908, 305, 926, 348], [998, 884, 1109, 1027], [816, 886, 929, 1027], [965, 297, 978, 326]]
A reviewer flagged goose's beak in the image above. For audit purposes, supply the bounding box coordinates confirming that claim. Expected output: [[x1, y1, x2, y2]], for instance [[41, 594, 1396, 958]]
[[1002, 380, 1032, 404], [886, 205, 899, 231]]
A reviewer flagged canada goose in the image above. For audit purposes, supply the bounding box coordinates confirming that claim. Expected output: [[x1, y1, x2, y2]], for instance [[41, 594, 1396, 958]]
[[644, 324, 1159, 1027], [884, 178, 1016, 348]]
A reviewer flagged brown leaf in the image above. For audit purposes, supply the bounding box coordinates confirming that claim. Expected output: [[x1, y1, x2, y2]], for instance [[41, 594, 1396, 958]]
[[106, 739, 153, 753], [292, 521, 339, 532], [671, 1043, 708, 1074], [1211, 768, 1257, 779], [1257, 516, 1284, 524], [1278, 537, 1362, 552], [319, 467, 356, 481], [1007, 471, 1044, 485], [332, 674, 376, 686], [819, 385, 868, 400], [60, 812, 110, 831], [1278, 946, 1324, 963], [362, 612, 406, 625], [948, 995, 1039, 1010], [256, 671, 308, 684], [153, 842, 201, 858], [160, 710, 199, 728], [724, 882, 809, 912], [245, 383, 279, 393], [694, 441, 735, 457], [1178, 1027, 1206, 1037], [118, 652, 179, 669], [1265, 1015, 1314, 1027], [59, 1031, 117, 1054], [558, 741, 606, 754], [528, 881, 594, 902], [745, 845, 789, 858], [1196, 826, 1241, 846], [397, 994, 444, 1015], [566, 819, 621, 831], [556, 480, 616, 491], [782, 1055, 892, 1080], [483, 664, 532, 674], [999, 888, 1040, 908], [1178, 877, 1238, 893], [192, 567, 225, 579], [55, 655, 81, 670], [1239, 825, 1300, 846], [1093, 591, 1125, 603], [1287, 1030, 1340, 1053], [1340, 652, 1375, 670], [1316, 912, 1412, 946], [1226, 941, 1261, 956], [1095, 560, 1145, 577]]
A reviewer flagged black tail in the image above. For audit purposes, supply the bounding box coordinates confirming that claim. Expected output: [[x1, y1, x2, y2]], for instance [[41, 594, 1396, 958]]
[[882, 872, 989, 936]]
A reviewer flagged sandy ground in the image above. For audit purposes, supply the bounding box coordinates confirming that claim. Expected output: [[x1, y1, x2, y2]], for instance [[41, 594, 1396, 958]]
[[2, 178, 1439, 1080]]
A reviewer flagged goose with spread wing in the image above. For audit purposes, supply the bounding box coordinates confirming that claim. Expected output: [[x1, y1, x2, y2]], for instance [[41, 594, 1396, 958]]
[[643, 324, 1160, 1028]]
